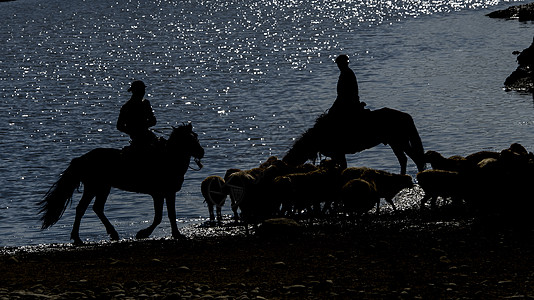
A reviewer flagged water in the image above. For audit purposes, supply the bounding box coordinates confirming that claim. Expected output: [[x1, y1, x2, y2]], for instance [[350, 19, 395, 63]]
[[1, 0, 533, 247]]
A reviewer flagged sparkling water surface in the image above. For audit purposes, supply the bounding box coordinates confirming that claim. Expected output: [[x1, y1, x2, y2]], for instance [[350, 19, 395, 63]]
[[1, 0, 533, 247]]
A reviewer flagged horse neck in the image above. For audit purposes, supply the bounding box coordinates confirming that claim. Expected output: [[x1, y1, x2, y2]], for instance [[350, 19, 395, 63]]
[[166, 145, 193, 173], [283, 131, 318, 165]]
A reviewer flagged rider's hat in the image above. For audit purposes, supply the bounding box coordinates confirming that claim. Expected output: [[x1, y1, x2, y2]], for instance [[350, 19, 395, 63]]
[[128, 80, 146, 92]]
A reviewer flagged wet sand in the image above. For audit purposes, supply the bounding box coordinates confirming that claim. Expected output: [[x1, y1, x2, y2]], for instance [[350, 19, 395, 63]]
[[2, 211, 534, 299]]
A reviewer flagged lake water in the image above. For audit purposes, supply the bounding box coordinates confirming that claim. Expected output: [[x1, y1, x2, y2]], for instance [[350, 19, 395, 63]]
[[1, 0, 533, 247]]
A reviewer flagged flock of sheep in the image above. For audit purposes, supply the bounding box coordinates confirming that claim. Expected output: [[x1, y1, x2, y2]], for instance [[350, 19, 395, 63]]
[[201, 143, 534, 231]]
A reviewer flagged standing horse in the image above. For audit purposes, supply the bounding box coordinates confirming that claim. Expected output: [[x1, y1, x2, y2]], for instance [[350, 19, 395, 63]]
[[38, 123, 204, 245], [283, 107, 425, 175]]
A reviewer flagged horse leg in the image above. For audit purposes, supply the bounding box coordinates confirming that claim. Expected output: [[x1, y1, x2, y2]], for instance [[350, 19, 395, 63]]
[[165, 193, 186, 240], [92, 186, 119, 241], [136, 195, 164, 239], [404, 144, 426, 172], [391, 145, 408, 175], [71, 189, 95, 245], [230, 195, 240, 222]]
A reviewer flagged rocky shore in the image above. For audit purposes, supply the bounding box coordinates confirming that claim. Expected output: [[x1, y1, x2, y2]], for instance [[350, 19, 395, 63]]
[[487, 2, 534, 21], [2, 210, 534, 299], [488, 2, 534, 92]]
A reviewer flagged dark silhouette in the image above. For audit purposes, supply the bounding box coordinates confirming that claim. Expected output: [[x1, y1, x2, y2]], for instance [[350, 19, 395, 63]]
[[329, 54, 366, 116], [504, 37, 534, 93], [38, 123, 204, 245], [117, 80, 158, 149], [283, 107, 425, 175], [516, 37, 534, 69], [487, 2, 534, 21]]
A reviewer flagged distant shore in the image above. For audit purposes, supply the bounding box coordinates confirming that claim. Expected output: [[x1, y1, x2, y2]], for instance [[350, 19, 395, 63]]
[[2, 212, 534, 299]]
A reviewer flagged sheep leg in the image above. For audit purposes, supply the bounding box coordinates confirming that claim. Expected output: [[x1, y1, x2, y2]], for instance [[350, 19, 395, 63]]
[[207, 203, 215, 222], [420, 194, 431, 209], [216, 206, 222, 223], [385, 197, 396, 210], [232, 205, 239, 221]]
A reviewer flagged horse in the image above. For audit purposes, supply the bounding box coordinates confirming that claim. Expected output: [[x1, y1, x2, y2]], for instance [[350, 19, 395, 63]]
[[38, 123, 205, 245], [282, 107, 425, 175]]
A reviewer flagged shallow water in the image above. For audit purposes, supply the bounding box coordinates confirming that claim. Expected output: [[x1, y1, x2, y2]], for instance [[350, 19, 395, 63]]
[[1, 0, 533, 247]]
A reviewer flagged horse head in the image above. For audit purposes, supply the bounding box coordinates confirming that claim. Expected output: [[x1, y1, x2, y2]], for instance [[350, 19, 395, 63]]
[[168, 123, 205, 169], [282, 127, 321, 166]]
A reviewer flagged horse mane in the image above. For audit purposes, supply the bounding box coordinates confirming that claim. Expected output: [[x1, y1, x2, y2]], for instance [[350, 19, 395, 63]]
[[167, 123, 193, 146]]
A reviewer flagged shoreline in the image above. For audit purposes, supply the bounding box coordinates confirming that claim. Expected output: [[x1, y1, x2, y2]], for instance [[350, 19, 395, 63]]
[[2, 212, 534, 299]]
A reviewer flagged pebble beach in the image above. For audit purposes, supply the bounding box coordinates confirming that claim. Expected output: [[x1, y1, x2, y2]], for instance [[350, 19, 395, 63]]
[[2, 211, 534, 299]]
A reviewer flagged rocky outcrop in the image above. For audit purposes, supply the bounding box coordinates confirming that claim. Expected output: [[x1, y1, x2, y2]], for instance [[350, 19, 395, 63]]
[[504, 37, 534, 92], [487, 2, 534, 21]]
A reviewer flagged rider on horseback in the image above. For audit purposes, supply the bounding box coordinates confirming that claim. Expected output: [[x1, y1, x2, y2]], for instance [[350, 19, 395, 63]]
[[329, 54, 366, 116], [117, 80, 158, 151]]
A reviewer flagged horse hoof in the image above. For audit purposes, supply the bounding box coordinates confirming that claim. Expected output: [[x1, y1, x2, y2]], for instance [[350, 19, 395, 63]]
[[110, 232, 120, 241], [136, 229, 151, 239], [172, 233, 187, 240], [72, 238, 84, 246]]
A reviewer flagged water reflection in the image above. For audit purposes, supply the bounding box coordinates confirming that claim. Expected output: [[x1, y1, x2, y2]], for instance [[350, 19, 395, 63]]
[[0, 0, 531, 246]]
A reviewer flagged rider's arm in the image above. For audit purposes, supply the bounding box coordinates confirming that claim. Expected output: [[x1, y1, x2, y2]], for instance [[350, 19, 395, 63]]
[[144, 100, 157, 128], [116, 109, 129, 134]]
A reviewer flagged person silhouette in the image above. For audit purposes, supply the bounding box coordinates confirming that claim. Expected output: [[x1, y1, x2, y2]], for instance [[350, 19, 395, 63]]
[[329, 54, 366, 116], [117, 80, 158, 150]]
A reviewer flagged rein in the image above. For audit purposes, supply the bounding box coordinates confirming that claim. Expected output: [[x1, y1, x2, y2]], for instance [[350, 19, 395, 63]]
[[188, 158, 203, 171]]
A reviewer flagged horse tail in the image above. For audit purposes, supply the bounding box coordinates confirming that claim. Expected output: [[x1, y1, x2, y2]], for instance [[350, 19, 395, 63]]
[[406, 115, 425, 171], [38, 157, 82, 229]]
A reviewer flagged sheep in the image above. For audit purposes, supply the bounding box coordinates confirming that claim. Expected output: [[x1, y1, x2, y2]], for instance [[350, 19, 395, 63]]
[[499, 143, 533, 168], [274, 162, 342, 218], [224, 170, 256, 222], [464, 151, 499, 165], [424, 150, 472, 172], [366, 171, 413, 209], [341, 167, 373, 184], [223, 159, 293, 233], [416, 169, 467, 209], [201, 175, 227, 223], [340, 167, 413, 210], [340, 178, 380, 216]]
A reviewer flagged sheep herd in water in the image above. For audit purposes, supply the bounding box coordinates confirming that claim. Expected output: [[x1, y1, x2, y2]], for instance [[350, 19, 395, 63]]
[[202, 143, 534, 232]]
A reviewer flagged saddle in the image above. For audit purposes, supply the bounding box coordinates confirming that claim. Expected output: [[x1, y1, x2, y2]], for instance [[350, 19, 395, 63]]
[[120, 137, 166, 161]]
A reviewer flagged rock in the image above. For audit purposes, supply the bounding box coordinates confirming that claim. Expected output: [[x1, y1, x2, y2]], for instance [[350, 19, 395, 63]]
[[177, 266, 191, 272], [283, 284, 307, 293], [10, 291, 52, 299], [488, 5, 534, 93], [255, 218, 302, 238], [487, 3, 534, 21], [504, 64, 534, 93]]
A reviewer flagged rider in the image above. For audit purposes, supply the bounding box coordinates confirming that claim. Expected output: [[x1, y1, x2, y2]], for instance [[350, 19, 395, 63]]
[[117, 80, 158, 150], [329, 54, 366, 117]]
